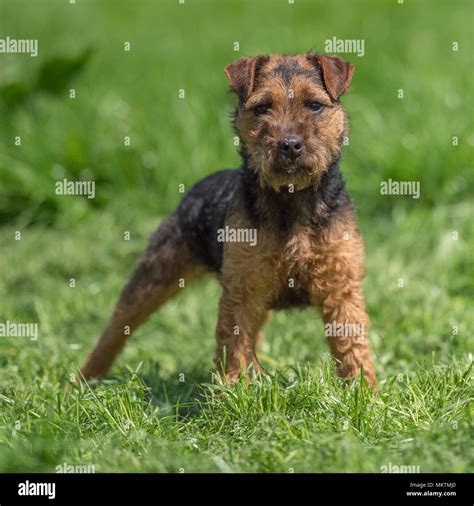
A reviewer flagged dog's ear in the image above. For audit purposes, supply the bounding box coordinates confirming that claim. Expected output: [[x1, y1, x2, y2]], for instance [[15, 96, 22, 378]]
[[225, 56, 269, 99], [307, 53, 354, 101]]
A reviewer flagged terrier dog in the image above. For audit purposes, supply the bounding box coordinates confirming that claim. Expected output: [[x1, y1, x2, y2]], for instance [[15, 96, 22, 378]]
[[80, 52, 377, 388]]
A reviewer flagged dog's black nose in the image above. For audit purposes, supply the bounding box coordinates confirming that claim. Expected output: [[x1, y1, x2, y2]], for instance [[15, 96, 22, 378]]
[[278, 136, 304, 160]]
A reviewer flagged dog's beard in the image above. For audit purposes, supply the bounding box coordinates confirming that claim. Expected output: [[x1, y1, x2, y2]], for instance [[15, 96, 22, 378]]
[[250, 149, 328, 192]]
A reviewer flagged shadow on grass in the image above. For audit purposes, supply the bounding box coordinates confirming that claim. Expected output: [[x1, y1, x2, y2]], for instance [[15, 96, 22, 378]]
[[138, 361, 214, 419]]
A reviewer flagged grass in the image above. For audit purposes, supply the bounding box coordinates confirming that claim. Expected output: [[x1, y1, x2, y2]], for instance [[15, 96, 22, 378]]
[[0, 0, 473, 473], [0, 203, 472, 472]]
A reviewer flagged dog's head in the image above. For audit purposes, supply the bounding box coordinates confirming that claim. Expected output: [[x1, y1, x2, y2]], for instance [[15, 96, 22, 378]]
[[226, 53, 354, 191]]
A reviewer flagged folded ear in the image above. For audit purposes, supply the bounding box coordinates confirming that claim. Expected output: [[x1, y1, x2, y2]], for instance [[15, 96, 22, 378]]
[[225, 55, 269, 100], [307, 53, 355, 101]]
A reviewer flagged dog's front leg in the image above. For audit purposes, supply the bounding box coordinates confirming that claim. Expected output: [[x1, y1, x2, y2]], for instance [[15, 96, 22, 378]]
[[215, 287, 269, 383], [319, 287, 377, 389]]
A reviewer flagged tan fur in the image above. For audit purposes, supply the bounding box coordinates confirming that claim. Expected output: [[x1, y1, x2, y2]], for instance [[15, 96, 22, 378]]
[[235, 59, 348, 192], [80, 53, 376, 391], [80, 216, 206, 380], [216, 205, 376, 387]]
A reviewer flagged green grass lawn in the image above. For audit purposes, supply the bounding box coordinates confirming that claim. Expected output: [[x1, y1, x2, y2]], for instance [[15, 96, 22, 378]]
[[0, 0, 473, 473]]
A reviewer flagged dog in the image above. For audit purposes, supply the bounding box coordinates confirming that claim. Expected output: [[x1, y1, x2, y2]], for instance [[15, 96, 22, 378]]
[[80, 52, 377, 389]]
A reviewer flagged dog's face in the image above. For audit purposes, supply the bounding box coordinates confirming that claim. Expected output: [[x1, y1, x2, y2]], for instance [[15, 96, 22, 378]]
[[226, 53, 354, 191]]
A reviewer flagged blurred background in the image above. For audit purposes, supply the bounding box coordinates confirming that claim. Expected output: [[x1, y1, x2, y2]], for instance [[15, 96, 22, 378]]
[[1, 0, 472, 224], [0, 0, 472, 472]]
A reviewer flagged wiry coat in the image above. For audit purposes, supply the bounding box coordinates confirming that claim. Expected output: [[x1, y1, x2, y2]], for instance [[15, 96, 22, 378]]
[[80, 52, 376, 388]]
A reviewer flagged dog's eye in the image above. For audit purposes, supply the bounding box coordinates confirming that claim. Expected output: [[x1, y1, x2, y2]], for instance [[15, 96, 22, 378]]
[[307, 101, 324, 113], [253, 103, 271, 116]]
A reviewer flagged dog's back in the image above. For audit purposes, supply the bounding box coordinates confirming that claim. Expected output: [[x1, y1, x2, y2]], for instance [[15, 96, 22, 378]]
[[176, 169, 239, 272]]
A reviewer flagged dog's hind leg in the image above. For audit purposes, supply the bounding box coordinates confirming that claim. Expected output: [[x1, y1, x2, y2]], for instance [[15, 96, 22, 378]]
[[79, 214, 205, 380]]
